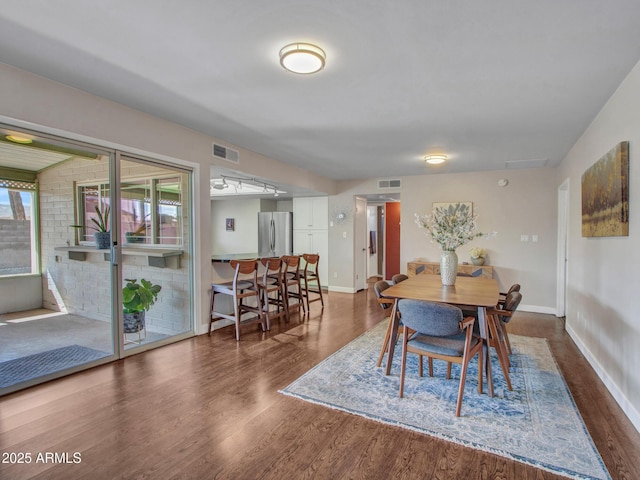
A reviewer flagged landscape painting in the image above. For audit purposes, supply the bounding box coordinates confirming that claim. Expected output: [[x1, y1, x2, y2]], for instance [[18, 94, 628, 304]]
[[581, 141, 629, 237]]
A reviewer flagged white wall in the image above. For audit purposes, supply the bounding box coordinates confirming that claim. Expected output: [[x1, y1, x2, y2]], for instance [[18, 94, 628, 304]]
[[557, 59, 640, 431], [330, 169, 558, 312], [211, 198, 261, 255], [0, 63, 335, 334]]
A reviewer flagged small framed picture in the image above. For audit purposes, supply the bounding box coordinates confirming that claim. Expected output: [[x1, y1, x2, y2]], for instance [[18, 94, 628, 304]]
[[226, 218, 235, 231]]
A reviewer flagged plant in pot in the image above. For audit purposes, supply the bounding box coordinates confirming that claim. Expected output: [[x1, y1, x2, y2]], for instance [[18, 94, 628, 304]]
[[125, 216, 149, 244], [122, 278, 162, 340], [71, 205, 111, 249], [469, 247, 487, 266]]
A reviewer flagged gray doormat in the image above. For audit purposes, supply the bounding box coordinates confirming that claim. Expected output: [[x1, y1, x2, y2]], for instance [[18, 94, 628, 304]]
[[0, 344, 110, 388]]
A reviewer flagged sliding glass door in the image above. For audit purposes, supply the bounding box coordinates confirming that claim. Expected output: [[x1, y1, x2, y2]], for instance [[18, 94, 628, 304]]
[[118, 155, 193, 352], [0, 124, 194, 394]]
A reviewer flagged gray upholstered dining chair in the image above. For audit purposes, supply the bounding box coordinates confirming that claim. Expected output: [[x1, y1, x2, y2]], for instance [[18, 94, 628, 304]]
[[397, 299, 483, 417]]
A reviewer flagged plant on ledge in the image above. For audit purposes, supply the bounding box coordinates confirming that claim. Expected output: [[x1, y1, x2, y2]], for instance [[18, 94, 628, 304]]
[[70, 204, 111, 249]]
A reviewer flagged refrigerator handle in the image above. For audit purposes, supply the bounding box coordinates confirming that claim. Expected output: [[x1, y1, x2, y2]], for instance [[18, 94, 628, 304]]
[[270, 219, 275, 252]]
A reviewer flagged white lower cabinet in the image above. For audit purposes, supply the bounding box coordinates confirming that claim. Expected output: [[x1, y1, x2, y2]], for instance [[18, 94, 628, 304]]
[[294, 229, 328, 288]]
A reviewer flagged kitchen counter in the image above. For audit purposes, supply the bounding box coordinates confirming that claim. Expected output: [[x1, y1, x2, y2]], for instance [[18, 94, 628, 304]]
[[211, 253, 259, 263]]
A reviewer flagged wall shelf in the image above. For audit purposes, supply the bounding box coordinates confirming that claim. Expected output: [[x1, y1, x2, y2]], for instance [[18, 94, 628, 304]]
[[55, 246, 183, 268]]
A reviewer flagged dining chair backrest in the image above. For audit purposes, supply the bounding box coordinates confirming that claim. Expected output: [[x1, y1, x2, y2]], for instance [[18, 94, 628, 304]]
[[397, 299, 463, 337], [260, 257, 284, 281], [302, 253, 320, 274], [229, 259, 259, 286], [506, 284, 521, 295], [374, 280, 393, 310], [282, 255, 301, 276], [391, 274, 408, 285]]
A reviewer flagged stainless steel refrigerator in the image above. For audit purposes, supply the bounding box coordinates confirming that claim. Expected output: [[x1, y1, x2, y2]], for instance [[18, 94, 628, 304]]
[[258, 212, 293, 257]]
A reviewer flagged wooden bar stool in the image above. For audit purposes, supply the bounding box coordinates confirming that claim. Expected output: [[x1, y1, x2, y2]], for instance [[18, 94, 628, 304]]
[[299, 253, 324, 311], [209, 259, 265, 341], [258, 257, 289, 330], [281, 255, 306, 315]]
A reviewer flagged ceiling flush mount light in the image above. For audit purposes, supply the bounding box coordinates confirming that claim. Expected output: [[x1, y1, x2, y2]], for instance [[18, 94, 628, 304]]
[[279, 42, 326, 74], [425, 154, 447, 165], [5, 134, 34, 144]]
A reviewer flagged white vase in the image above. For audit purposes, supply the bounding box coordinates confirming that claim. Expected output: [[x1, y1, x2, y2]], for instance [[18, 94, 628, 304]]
[[440, 250, 458, 285]]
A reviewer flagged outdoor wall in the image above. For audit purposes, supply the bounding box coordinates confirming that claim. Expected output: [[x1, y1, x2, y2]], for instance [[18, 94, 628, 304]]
[[0, 219, 30, 274], [330, 167, 558, 312], [557, 59, 640, 431]]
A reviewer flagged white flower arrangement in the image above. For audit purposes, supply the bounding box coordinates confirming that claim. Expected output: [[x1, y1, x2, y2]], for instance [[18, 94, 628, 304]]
[[415, 203, 494, 252], [469, 247, 487, 259]]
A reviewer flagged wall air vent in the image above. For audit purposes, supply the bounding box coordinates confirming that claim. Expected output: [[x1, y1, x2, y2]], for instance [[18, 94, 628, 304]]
[[377, 178, 401, 189], [212, 143, 239, 164]]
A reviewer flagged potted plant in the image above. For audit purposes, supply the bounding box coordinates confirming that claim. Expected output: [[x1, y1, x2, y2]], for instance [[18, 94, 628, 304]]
[[122, 278, 162, 338], [125, 215, 149, 244], [71, 204, 111, 249], [415, 204, 495, 285], [469, 247, 487, 266]]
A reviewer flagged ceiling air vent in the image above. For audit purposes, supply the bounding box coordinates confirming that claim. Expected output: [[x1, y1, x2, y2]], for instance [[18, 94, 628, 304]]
[[378, 178, 401, 189], [212, 143, 239, 164]]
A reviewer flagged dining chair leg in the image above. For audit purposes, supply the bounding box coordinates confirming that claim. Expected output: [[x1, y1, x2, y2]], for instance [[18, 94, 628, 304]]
[[376, 316, 394, 367], [456, 357, 472, 417], [208, 289, 215, 335], [499, 320, 512, 355], [399, 327, 409, 398], [477, 346, 483, 394], [489, 314, 512, 391], [418, 355, 423, 377]]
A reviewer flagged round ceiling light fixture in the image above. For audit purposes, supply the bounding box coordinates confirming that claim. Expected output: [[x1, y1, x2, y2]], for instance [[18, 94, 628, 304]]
[[5, 134, 34, 144], [279, 42, 326, 75], [425, 154, 447, 165]]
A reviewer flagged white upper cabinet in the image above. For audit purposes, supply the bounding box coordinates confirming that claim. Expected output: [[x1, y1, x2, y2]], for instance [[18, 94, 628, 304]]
[[293, 197, 328, 230]]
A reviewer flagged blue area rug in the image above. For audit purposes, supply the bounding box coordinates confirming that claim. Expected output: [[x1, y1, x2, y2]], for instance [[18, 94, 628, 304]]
[[0, 345, 110, 388], [280, 321, 610, 480]]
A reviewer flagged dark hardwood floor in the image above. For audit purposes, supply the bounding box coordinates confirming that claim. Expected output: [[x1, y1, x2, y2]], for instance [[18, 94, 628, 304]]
[[1, 283, 639, 480]]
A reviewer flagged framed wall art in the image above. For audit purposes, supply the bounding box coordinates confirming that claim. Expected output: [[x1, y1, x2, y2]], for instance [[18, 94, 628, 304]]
[[581, 141, 629, 237]]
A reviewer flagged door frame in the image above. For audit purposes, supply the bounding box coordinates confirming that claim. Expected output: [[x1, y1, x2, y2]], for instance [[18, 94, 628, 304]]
[[556, 179, 570, 317]]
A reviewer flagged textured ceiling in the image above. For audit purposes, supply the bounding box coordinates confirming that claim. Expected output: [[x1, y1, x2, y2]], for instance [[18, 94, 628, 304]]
[[1, 0, 640, 181]]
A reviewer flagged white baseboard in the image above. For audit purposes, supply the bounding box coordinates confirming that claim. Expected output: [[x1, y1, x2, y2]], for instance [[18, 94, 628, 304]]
[[566, 323, 640, 434], [328, 286, 357, 294], [518, 304, 557, 315]]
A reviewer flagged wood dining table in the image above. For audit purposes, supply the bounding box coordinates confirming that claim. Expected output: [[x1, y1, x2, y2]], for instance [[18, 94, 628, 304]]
[[381, 274, 500, 397]]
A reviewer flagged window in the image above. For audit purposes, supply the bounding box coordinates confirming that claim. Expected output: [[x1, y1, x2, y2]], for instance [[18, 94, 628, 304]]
[[76, 175, 183, 246], [0, 179, 38, 276]]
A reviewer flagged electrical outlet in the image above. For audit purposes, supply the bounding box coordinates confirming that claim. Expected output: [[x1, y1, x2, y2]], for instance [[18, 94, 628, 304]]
[[521, 234, 529, 242], [333, 272, 338, 278]]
